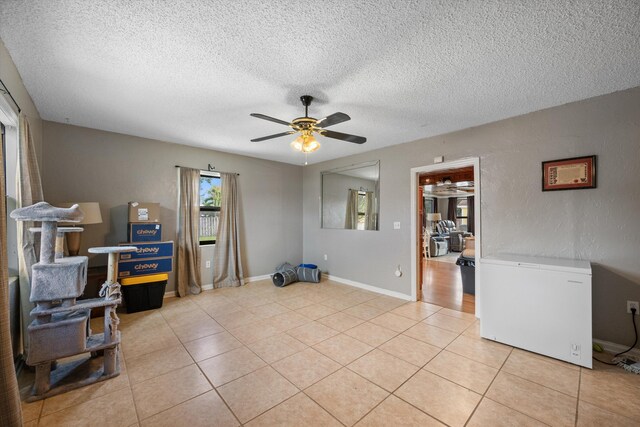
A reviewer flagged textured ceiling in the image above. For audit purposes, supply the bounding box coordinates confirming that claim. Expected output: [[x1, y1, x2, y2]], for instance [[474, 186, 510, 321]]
[[1, 1, 639, 165]]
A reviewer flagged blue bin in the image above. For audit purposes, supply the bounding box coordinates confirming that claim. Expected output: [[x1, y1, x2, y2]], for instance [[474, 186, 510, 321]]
[[299, 263, 318, 269]]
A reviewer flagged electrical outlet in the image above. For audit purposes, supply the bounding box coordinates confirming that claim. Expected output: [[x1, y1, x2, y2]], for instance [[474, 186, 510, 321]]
[[205, 260, 211, 268], [323, 254, 328, 261], [627, 301, 639, 314], [393, 221, 401, 229]]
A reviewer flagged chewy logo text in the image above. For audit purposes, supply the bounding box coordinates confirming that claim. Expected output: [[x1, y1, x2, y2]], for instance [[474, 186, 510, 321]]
[[137, 247, 160, 254], [134, 263, 158, 270]]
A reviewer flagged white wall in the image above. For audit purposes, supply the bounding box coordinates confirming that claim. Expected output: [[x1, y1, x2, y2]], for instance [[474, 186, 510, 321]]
[[303, 87, 640, 345], [41, 121, 303, 293]]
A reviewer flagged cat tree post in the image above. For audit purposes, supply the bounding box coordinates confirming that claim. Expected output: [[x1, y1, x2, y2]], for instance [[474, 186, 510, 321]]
[[88, 246, 136, 375]]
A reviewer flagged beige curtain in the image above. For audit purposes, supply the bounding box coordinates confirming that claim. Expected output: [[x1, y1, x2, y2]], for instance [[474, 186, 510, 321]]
[[16, 113, 43, 360], [213, 173, 244, 288], [1, 122, 23, 426], [177, 167, 202, 296], [344, 189, 358, 229], [365, 191, 376, 230]]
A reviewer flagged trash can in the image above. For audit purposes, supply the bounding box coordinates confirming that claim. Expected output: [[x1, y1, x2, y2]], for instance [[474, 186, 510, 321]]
[[456, 255, 476, 295]]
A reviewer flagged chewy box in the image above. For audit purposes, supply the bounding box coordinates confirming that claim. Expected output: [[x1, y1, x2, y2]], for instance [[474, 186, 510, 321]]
[[117, 257, 173, 278], [128, 202, 160, 223], [128, 223, 162, 243], [121, 274, 168, 313], [119, 241, 174, 261]]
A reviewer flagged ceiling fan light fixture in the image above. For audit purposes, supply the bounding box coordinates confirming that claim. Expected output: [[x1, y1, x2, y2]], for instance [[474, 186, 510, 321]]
[[291, 132, 320, 153]]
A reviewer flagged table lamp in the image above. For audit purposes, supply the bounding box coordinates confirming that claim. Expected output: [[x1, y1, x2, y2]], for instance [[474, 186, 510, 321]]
[[427, 212, 442, 233], [59, 202, 103, 256]]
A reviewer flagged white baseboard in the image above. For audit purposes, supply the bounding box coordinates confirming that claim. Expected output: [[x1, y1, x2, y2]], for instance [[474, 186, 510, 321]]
[[163, 275, 272, 298], [593, 338, 640, 360], [326, 275, 411, 301], [244, 274, 272, 283]]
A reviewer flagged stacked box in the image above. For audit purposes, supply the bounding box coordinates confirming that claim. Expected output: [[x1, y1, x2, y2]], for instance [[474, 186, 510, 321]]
[[117, 203, 173, 312], [128, 202, 160, 223], [128, 223, 162, 243]]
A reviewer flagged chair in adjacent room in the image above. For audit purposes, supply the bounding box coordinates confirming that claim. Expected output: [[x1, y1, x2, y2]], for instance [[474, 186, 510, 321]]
[[424, 228, 448, 257], [449, 230, 473, 252]]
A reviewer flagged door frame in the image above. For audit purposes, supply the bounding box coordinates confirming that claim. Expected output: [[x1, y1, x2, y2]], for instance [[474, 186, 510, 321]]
[[410, 157, 482, 318]]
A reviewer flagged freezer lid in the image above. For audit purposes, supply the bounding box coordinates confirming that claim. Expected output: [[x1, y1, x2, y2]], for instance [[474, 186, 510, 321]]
[[481, 254, 591, 275]]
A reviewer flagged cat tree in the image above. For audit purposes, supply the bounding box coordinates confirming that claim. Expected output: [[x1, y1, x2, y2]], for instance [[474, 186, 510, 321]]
[[11, 202, 136, 401]]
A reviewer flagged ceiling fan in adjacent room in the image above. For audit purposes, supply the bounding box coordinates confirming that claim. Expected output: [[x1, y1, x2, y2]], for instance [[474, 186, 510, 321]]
[[250, 95, 367, 158]]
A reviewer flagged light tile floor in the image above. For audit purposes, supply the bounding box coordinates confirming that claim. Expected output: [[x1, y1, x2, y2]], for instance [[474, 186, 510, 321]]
[[18, 279, 640, 426]]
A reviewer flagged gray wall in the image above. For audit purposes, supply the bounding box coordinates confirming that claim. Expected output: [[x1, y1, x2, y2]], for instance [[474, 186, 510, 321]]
[[303, 87, 640, 345], [41, 121, 303, 293]]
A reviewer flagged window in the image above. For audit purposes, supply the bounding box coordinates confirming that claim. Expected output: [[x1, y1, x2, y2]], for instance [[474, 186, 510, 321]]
[[357, 192, 367, 230], [424, 197, 435, 214], [456, 197, 468, 229], [199, 173, 221, 244]]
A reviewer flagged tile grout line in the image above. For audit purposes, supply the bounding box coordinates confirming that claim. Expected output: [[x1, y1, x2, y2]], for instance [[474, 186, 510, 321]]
[[388, 325, 471, 427], [461, 345, 515, 427], [469, 347, 559, 427], [31, 280, 589, 427], [574, 367, 583, 427], [341, 316, 466, 427]]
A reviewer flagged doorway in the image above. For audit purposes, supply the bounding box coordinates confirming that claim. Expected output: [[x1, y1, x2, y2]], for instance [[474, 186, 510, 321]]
[[410, 158, 481, 318]]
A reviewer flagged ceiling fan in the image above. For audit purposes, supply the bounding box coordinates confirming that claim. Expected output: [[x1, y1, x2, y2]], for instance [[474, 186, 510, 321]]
[[250, 95, 366, 154]]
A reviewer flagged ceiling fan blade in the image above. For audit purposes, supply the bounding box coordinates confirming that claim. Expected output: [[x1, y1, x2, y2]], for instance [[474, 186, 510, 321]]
[[319, 129, 366, 144], [250, 113, 291, 126], [251, 131, 296, 142], [315, 112, 351, 128]]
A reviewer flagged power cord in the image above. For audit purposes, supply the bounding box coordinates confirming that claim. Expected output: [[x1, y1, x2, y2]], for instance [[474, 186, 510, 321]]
[[593, 307, 638, 366], [615, 307, 638, 357]]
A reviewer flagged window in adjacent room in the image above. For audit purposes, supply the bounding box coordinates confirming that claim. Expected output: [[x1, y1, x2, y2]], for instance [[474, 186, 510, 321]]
[[424, 197, 435, 214], [456, 197, 468, 230], [199, 172, 221, 245]]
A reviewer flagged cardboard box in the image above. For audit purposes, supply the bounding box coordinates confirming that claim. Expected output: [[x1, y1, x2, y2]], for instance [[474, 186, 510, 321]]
[[119, 241, 174, 261], [117, 257, 173, 278], [128, 202, 160, 223], [128, 223, 162, 243]]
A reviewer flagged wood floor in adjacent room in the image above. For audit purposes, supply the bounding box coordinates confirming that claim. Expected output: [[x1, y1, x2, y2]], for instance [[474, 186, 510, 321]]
[[421, 257, 475, 315]]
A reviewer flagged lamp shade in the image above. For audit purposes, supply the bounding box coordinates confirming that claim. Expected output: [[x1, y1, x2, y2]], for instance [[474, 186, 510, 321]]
[[427, 213, 442, 222], [291, 132, 320, 153], [58, 202, 102, 225]]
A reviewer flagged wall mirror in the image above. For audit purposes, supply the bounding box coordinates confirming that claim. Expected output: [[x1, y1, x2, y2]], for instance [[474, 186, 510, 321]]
[[321, 160, 379, 230]]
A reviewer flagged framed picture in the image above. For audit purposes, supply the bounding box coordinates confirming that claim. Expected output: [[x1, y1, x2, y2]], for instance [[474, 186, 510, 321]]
[[542, 155, 596, 191]]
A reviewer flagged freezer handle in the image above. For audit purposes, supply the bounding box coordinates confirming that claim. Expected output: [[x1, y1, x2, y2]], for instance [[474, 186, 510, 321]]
[[517, 263, 539, 269]]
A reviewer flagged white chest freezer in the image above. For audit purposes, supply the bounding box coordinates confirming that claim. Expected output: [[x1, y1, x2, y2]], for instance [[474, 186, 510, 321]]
[[480, 254, 592, 368]]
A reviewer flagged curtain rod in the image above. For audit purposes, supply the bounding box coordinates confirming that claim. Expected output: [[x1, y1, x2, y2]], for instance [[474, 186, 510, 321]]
[[174, 164, 239, 175], [0, 78, 22, 113]]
